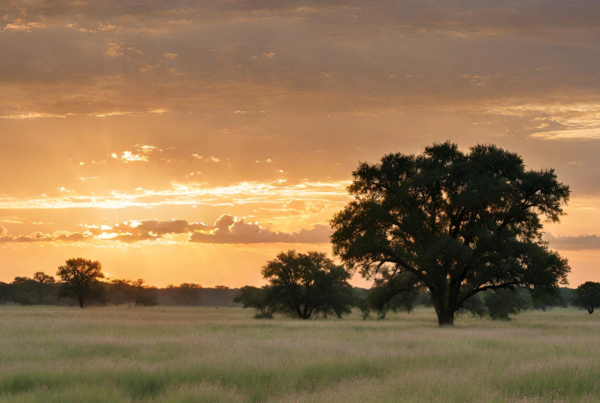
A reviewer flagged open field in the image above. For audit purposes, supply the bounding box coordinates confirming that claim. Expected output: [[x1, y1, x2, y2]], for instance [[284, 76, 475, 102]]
[[1, 306, 599, 403]]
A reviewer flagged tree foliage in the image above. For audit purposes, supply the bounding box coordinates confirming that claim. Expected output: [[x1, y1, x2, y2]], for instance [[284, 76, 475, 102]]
[[367, 273, 420, 319], [234, 286, 275, 318], [573, 282, 600, 314], [331, 142, 571, 326], [175, 283, 202, 306], [56, 258, 105, 308], [32, 272, 55, 303], [262, 250, 354, 319]]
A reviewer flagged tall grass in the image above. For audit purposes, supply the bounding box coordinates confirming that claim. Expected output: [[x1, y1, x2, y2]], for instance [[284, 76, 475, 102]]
[[0, 306, 598, 402]]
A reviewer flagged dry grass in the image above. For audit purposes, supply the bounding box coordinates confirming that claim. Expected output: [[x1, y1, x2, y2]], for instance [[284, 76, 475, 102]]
[[0, 306, 599, 402]]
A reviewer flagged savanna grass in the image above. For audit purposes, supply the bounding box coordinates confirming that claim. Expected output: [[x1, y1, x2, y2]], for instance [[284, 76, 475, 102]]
[[0, 306, 599, 402]]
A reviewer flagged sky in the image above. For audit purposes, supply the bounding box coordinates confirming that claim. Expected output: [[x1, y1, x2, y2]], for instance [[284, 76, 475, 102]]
[[2, 0, 600, 287]]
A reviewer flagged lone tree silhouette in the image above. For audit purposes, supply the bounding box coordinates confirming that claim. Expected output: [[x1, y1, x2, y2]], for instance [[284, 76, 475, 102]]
[[331, 142, 571, 326], [262, 250, 354, 319], [573, 282, 600, 314], [56, 258, 104, 308]]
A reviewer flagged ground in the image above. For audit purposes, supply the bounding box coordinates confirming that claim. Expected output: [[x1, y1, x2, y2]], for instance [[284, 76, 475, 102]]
[[0, 306, 599, 403]]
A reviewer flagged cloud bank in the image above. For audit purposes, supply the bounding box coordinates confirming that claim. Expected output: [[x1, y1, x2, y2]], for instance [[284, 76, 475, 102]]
[[190, 215, 331, 244]]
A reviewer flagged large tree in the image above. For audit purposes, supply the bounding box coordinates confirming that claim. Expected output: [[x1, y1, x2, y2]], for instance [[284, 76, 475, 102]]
[[56, 258, 105, 308], [573, 282, 600, 314], [331, 142, 571, 326], [262, 250, 354, 319]]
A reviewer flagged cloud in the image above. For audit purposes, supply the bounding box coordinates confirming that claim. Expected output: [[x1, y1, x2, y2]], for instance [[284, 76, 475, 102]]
[[0, 112, 66, 119], [135, 144, 162, 153], [189, 215, 331, 244], [112, 151, 149, 163], [532, 128, 600, 141], [0, 230, 52, 243], [4, 20, 31, 32], [163, 52, 180, 59], [104, 43, 124, 58], [125, 219, 209, 235], [0, 219, 212, 244], [545, 233, 600, 251]]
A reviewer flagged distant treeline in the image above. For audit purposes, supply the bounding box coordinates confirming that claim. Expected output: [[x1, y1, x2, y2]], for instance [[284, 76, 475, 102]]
[[0, 256, 593, 321], [0, 273, 577, 316], [0, 277, 240, 307], [0, 258, 240, 308]]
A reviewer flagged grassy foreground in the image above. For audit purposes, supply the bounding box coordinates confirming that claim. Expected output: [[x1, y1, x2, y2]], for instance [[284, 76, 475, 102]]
[[1, 306, 599, 403]]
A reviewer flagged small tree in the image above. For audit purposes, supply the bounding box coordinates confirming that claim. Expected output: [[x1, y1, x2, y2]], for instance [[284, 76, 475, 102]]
[[132, 279, 158, 307], [176, 283, 202, 306], [573, 282, 600, 314], [234, 286, 275, 318], [331, 142, 571, 326], [12, 276, 37, 305], [262, 250, 354, 320], [0, 282, 11, 304], [484, 288, 531, 321], [214, 285, 230, 290], [367, 273, 420, 319], [110, 279, 135, 306], [32, 272, 55, 303], [56, 258, 105, 308], [354, 296, 371, 320]]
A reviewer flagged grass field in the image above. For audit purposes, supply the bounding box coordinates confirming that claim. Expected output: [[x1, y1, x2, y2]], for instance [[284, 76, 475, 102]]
[[1, 306, 599, 403]]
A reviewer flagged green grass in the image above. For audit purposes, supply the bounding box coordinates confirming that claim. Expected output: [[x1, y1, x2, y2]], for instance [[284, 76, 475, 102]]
[[1, 306, 599, 402]]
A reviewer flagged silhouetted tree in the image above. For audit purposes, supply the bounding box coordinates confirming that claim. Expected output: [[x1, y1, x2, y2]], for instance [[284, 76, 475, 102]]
[[0, 282, 10, 304], [131, 279, 158, 307], [559, 287, 577, 308], [573, 282, 600, 314], [262, 250, 354, 320], [367, 273, 420, 319], [354, 296, 371, 320], [214, 285, 230, 290], [12, 276, 37, 305], [484, 289, 530, 321], [176, 283, 202, 306], [234, 286, 275, 318], [56, 258, 105, 308], [110, 279, 135, 306], [458, 293, 487, 318], [331, 142, 571, 326], [32, 272, 55, 303]]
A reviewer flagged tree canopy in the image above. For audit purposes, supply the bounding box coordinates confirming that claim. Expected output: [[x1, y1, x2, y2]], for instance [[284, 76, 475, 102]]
[[573, 282, 600, 314], [56, 258, 105, 308], [234, 286, 276, 318], [32, 272, 55, 303], [174, 283, 202, 306], [331, 142, 571, 326], [262, 250, 354, 319]]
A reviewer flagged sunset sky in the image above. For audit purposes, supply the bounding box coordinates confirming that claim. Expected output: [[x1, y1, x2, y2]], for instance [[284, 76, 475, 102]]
[[2, 0, 600, 287]]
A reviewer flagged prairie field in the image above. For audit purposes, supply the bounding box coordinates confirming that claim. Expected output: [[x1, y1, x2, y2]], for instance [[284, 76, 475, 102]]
[[0, 306, 599, 403]]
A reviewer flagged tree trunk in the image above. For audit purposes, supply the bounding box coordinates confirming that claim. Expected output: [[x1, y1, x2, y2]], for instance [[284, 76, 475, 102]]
[[588, 307, 594, 314], [437, 310, 455, 326], [433, 293, 456, 326], [78, 296, 84, 308]]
